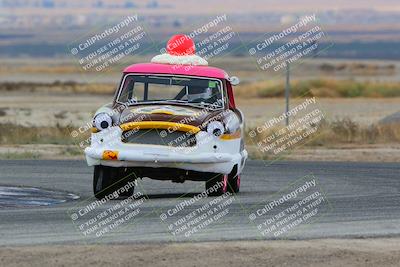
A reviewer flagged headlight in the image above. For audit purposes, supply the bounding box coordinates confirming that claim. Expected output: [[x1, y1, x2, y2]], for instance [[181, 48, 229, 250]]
[[94, 113, 112, 131], [224, 113, 240, 133], [207, 121, 224, 137]]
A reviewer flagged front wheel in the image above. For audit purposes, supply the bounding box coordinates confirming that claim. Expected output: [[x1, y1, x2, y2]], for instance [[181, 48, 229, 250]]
[[93, 166, 134, 199], [205, 174, 228, 196], [227, 174, 240, 193]]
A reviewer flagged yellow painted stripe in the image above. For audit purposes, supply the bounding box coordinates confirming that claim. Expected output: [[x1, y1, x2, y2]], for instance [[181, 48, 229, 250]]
[[120, 121, 201, 134], [220, 130, 241, 140], [150, 109, 175, 115]]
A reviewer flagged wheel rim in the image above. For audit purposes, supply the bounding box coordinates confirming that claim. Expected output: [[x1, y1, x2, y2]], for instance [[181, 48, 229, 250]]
[[222, 174, 228, 192], [236, 175, 241, 189]]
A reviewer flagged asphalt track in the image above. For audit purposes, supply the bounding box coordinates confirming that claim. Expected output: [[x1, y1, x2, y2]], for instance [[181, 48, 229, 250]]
[[0, 160, 399, 246]]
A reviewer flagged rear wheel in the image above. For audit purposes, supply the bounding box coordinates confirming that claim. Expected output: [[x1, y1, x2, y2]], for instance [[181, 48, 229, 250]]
[[93, 166, 135, 199], [205, 174, 228, 196]]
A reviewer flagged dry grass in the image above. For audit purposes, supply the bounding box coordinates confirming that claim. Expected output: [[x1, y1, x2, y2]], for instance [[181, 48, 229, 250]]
[[245, 118, 400, 160], [245, 118, 400, 149], [1, 118, 399, 147], [310, 119, 400, 145], [0, 151, 41, 160], [1, 120, 399, 161], [0, 123, 79, 145], [319, 62, 396, 75]]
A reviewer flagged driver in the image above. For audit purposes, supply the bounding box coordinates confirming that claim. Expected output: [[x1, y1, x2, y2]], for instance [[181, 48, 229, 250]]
[[187, 86, 221, 104]]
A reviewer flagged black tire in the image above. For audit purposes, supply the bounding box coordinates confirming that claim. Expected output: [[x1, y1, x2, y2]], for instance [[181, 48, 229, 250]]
[[93, 166, 135, 199], [205, 174, 228, 196], [93, 165, 113, 199], [227, 173, 240, 194], [115, 168, 135, 198]]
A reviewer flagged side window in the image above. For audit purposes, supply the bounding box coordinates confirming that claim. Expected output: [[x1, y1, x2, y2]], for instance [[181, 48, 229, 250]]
[[132, 82, 145, 101], [223, 81, 230, 108], [118, 77, 133, 103], [118, 76, 145, 103]]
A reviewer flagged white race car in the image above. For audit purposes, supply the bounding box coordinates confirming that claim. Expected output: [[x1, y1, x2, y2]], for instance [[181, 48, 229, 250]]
[[85, 35, 247, 199]]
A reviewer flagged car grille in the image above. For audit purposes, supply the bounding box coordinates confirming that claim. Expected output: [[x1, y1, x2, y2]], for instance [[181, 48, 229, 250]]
[[122, 129, 196, 147]]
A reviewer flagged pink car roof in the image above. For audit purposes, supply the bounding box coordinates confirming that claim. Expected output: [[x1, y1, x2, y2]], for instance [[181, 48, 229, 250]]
[[123, 63, 229, 79]]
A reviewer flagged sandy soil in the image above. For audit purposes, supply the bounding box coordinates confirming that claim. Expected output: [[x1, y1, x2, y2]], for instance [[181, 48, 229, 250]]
[[1, 92, 400, 127], [1, 238, 400, 267], [236, 97, 400, 127], [0, 92, 107, 127], [0, 144, 82, 159]]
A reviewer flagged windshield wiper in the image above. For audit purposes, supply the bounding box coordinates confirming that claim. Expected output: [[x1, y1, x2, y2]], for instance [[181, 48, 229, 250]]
[[160, 100, 211, 109], [194, 101, 222, 108], [125, 99, 221, 109], [165, 99, 216, 107]]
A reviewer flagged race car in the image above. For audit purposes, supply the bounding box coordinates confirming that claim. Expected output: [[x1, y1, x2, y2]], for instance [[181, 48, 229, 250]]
[[84, 34, 247, 199]]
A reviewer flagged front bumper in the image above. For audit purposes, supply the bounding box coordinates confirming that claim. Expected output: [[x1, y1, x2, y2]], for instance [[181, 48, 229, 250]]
[[84, 126, 247, 174]]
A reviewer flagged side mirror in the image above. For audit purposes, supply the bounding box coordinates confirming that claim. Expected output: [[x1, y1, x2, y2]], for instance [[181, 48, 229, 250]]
[[228, 76, 240, 86]]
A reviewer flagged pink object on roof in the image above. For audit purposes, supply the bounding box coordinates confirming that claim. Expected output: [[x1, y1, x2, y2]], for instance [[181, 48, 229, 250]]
[[123, 63, 229, 79]]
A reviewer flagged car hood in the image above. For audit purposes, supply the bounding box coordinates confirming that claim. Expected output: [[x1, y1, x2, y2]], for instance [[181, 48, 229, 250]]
[[118, 104, 224, 129]]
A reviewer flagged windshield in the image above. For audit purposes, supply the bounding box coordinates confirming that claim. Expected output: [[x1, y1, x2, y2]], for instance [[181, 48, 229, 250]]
[[117, 75, 224, 109]]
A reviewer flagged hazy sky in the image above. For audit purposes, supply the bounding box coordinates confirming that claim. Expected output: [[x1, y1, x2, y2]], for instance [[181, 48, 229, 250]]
[[163, 0, 400, 13], [2, 0, 400, 14]]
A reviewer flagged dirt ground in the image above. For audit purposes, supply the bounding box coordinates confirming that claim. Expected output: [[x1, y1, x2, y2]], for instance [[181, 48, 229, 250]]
[[236, 97, 400, 127], [1, 238, 400, 267]]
